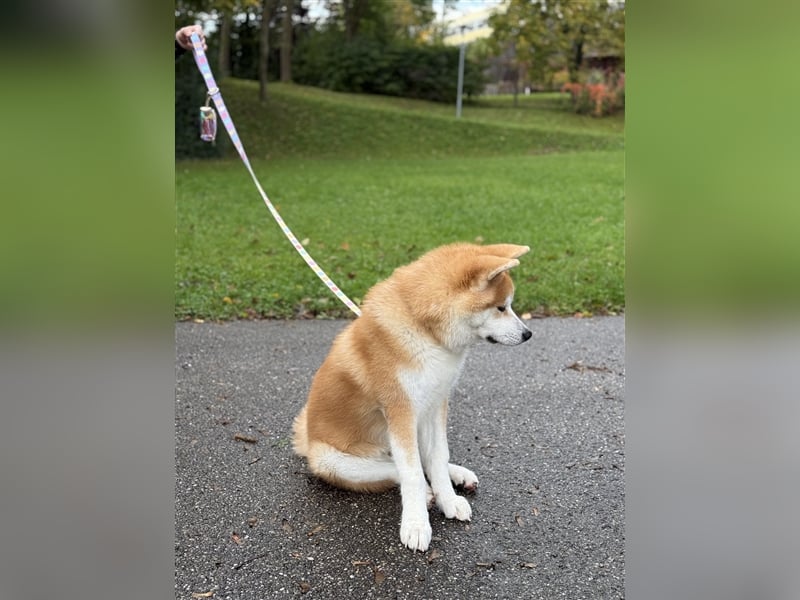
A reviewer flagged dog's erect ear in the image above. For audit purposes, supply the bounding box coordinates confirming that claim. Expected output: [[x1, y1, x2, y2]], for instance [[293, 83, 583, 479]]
[[465, 255, 520, 290], [485, 257, 520, 281], [480, 244, 530, 260]]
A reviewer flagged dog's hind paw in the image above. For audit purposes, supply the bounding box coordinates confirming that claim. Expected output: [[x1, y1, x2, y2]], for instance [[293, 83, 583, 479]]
[[438, 494, 472, 521], [448, 463, 479, 492]]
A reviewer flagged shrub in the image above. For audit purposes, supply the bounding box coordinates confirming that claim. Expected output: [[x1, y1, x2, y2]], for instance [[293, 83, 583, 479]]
[[293, 32, 485, 103], [562, 72, 625, 117]]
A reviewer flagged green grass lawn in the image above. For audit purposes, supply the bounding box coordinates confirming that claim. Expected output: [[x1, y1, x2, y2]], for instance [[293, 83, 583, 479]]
[[176, 80, 623, 320]]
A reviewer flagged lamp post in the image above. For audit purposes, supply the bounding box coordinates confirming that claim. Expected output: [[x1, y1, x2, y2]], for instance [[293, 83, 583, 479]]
[[456, 25, 466, 118]]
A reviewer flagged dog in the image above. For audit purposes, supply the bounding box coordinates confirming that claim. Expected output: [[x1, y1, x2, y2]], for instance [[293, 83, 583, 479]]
[[292, 242, 532, 551]]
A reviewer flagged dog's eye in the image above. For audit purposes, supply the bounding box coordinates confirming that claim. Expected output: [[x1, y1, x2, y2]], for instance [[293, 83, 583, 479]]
[[497, 306, 506, 312]]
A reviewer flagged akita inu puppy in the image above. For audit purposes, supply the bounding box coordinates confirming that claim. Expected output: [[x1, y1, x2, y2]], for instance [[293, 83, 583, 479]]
[[293, 243, 532, 551]]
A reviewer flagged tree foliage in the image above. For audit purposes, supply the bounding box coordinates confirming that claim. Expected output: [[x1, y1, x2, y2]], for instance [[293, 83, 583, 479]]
[[489, 0, 624, 86], [323, 0, 437, 43]]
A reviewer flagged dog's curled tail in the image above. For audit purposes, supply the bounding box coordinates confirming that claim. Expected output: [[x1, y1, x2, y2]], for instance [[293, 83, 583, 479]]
[[291, 406, 309, 457]]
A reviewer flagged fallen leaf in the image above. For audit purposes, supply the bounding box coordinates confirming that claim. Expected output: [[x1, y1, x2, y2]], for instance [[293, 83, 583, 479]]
[[531, 506, 540, 517], [231, 532, 242, 545], [247, 517, 258, 528], [234, 433, 258, 444], [515, 515, 525, 527], [191, 592, 214, 599], [281, 520, 293, 534], [298, 581, 311, 594], [301, 238, 310, 246], [565, 361, 611, 373], [351, 560, 371, 567], [427, 549, 442, 563], [372, 566, 386, 584], [521, 562, 537, 569], [222, 296, 233, 304], [306, 524, 325, 537], [340, 242, 350, 251]]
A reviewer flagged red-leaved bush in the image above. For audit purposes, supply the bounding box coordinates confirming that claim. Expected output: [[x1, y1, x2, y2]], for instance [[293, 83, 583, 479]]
[[562, 72, 625, 117]]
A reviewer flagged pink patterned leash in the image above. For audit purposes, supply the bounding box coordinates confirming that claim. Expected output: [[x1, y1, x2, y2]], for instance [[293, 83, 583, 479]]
[[188, 33, 362, 317]]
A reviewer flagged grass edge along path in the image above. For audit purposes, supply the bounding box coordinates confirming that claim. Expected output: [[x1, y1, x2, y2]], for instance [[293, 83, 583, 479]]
[[176, 149, 624, 320]]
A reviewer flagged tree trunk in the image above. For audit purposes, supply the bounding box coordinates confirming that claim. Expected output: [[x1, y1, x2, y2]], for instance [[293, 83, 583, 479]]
[[343, 0, 364, 42], [259, 0, 273, 102], [280, 0, 294, 82], [511, 63, 519, 107], [218, 10, 232, 79], [569, 39, 584, 83]]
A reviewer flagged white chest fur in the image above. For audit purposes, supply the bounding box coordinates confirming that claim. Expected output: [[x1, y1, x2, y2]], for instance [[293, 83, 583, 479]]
[[397, 343, 467, 416]]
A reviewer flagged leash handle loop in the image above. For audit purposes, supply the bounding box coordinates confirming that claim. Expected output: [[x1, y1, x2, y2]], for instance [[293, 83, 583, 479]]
[[188, 33, 362, 317]]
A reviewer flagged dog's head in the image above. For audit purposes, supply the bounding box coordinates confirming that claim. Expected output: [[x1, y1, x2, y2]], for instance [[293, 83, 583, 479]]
[[399, 243, 533, 350], [457, 243, 532, 347]]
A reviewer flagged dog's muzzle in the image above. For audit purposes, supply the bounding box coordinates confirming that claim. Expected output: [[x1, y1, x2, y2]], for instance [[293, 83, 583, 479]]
[[486, 329, 532, 344]]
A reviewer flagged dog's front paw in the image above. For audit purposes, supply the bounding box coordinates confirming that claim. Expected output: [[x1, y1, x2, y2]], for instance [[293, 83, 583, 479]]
[[399, 518, 432, 552], [437, 494, 472, 521], [448, 463, 479, 492]]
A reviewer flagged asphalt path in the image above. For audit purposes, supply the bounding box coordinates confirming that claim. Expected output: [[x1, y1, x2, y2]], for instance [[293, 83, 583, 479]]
[[175, 317, 625, 599]]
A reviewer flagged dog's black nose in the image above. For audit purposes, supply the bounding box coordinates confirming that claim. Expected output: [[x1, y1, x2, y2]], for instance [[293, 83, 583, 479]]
[[522, 329, 532, 342]]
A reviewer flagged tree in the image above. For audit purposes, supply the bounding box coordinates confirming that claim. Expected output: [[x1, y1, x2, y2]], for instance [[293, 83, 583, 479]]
[[259, 0, 279, 101], [218, 8, 233, 78], [281, 0, 294, 82], [325, 0, 435, 44], [391, 0, 437, 42], [488, 0, 556, 102], [341, 0, 367, 41], [555, 1, 625, 82], [489, 0, 625, 89]]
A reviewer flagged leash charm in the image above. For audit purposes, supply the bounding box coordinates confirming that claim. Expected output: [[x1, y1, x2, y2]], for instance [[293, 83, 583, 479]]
[[199, 91, 217, 143]]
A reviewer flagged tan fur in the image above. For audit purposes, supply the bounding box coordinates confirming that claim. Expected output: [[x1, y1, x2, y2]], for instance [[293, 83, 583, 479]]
[[292, 242, 530, 494]]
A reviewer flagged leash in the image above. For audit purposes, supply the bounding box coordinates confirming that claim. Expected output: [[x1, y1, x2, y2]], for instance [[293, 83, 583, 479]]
[[187, 33, 362, 317]]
